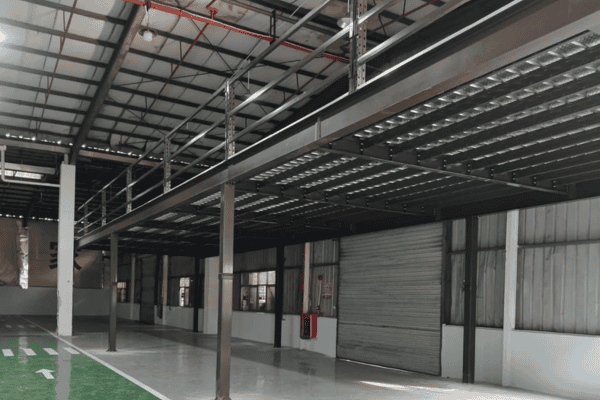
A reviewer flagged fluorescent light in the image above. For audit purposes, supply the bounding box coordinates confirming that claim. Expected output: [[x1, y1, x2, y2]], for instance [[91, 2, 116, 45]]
[[2, 170, 43, 180], [0, 30, 6, 43]]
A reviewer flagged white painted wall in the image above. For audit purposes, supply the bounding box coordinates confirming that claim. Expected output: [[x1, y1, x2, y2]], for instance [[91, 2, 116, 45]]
[[0, 287, 109, 315], [442, 324, 600, 399], [281, 314, 337, 358], [441, 324, 503, 385], [116, 303, 140, 321], [507, 330, 600, 400], [154, 306, 204, 332], [229, 311, 337, 357]]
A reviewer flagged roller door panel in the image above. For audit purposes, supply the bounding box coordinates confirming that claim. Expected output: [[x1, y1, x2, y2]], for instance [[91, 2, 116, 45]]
[[337, 223, 442, 375]]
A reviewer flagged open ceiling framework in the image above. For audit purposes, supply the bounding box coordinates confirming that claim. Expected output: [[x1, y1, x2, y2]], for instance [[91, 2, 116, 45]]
[[1, 0, 600, 256]]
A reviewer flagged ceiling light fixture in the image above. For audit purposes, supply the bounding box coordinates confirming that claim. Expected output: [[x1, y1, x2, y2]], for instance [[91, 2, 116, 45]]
[[337, 0, 352, 29], [139, 1, 157, 42], [0, 29, 6, 43]]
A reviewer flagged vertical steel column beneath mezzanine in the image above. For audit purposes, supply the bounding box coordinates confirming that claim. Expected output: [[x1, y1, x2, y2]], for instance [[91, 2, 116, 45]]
[[462, 215, 478, 383], [108, 233, 118, 352], [215, 82, 236, 400]]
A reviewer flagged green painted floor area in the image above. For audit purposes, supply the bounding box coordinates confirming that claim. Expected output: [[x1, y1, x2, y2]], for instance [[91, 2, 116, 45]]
[[0, 338, 160, 400]]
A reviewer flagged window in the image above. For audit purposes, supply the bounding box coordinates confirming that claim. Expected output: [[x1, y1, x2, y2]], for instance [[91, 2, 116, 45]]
[[179, 277, 191, 307], [240, 270, 276, 312], [117, 282, 128, 303]]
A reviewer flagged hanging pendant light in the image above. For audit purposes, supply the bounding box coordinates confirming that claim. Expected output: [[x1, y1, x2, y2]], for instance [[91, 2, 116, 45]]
[[138, 1, 157, 42], [337, 0, 352, 29]]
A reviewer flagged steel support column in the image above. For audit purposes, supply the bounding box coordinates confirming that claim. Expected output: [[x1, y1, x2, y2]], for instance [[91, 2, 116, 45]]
[[215, 182, 235, 400], [274, 245, 285, 348], [502, 210, 519, 386], [161, 254, 169, 315], [101, 189, 107, 226], [108, 232, 118, 352], [164, 138, 171, 192], [462, 215, 478, 383], [215, 80, 236, 400], [130, 253, 136, 320], [57, 162, 75, 336], [349, 0, 367, 93], [126, 167, 133, 213]]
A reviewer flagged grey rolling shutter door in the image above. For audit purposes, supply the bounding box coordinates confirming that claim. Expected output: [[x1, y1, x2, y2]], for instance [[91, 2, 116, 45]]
[[337, 223, 443, 375]]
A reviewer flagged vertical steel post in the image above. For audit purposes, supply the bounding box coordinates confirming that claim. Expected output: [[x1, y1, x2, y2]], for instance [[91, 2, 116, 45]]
[[193, 256, 200, 333], [162, 255, 169, 312], [462, 216, 478, 383], [57, 162, 75, 336], [503, 210, 519, 386], [349, 0, 367, 93], [83, 204, 89, 236], [441, 221, 453, 324], [164, 137, 171, 192], [108, 233, 118, 352], [274, 245, 285, 348], [130, 253, 136, 320], [126, 167, 132, 213], [224, 81, 236, 160], [101, 189, 107, 226], [216, 80, 236, 400]]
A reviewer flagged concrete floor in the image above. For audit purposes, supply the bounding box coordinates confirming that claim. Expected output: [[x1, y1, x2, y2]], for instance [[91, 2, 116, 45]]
[[2, 315, 576, 400]]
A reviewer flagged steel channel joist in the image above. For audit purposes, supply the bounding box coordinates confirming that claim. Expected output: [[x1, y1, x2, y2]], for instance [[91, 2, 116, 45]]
[[78, 0, 600, 249]]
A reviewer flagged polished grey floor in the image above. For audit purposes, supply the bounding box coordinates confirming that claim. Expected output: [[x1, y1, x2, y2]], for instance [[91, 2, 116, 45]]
[[17, 315, 574, 400]]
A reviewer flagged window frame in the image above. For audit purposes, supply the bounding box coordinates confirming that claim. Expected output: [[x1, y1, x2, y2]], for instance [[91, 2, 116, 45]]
[[117, 281, 128, 303], [237, 269, 276, 313]]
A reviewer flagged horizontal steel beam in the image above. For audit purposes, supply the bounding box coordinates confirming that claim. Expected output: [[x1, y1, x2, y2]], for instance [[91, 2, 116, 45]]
[[325, 139, 567, 195], [78, 0, 600, 248]]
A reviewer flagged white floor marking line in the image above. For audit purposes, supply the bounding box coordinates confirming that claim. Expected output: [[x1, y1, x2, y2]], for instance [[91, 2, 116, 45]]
[[17, 325, 24, 328], [44, 348, 58, 355], [5, 325, 12, 328], [2, 349, 14, 357], [36, 369, 55, 379], [64, 348, 80, 355], [22, 348, 36, 356], [21, 318, 172, 400]]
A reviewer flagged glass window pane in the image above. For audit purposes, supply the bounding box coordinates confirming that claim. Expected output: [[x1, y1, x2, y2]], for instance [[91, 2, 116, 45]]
[[241, 287, 250, 311], [180, 277, 185, 287], [258, 285, 267, 311], [259, 272, 268, 285], [250, 272, 258, 285], [249, 287, 258, 311], [241, 273, 249, 285], [184, 288, 190, 306], [266, 286, 275, 312], [179, 287, 185, 307], [268, 271, 276, 285]]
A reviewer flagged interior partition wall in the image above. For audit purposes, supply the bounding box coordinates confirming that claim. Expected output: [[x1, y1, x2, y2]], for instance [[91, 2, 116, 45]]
[[338, 222, 443, 375]]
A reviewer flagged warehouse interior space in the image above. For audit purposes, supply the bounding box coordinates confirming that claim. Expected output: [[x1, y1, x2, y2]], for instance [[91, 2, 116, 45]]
[[1, 0, 600, 399]]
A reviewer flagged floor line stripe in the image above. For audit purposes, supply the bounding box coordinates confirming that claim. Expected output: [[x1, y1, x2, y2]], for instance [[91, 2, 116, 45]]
[[17, 325, 24, 328], [64, 348, 80, 355], [22, 317, 172, 400], [44, 348, 58, 355], [5, 325, 12, 328], [2, 349, 14, 357], [22, 348, 36, 356]]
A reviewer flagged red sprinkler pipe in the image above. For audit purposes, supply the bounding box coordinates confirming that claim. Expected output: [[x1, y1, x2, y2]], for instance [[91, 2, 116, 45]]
[[125, 0, 348, 63]]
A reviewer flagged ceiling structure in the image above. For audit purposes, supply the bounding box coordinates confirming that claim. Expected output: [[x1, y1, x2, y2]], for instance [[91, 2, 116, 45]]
[[2, 0, 600, 256]]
